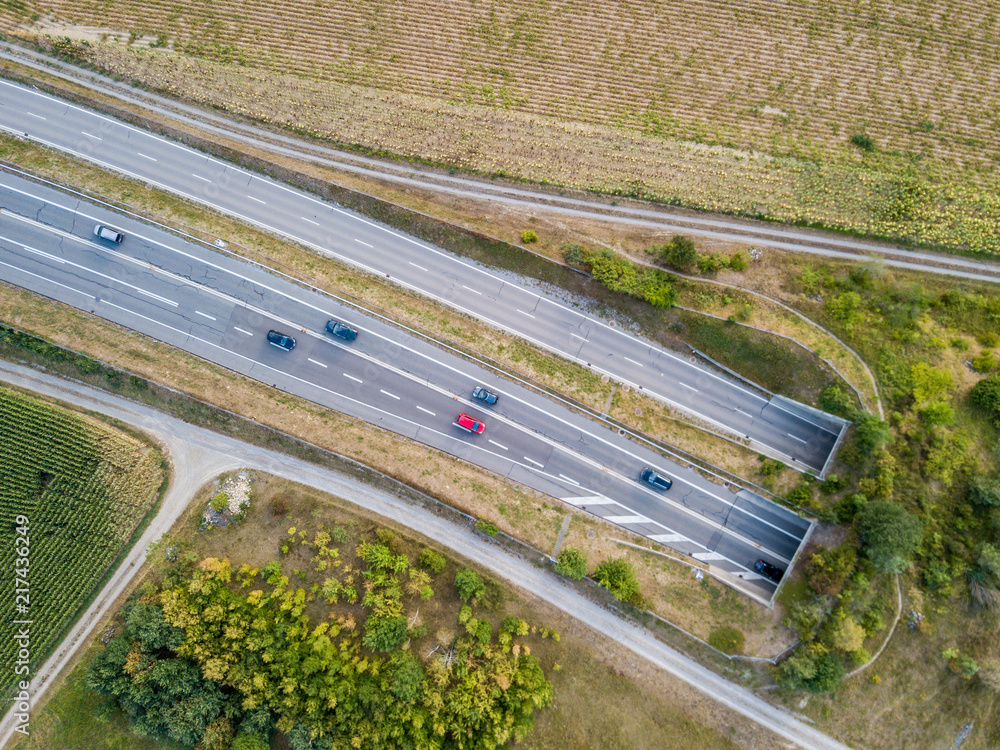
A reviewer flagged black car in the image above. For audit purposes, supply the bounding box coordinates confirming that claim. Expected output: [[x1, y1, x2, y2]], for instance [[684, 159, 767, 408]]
[[267, 329, 296, 351], [326, 319, 358, 341], [640, 467, 672, 491], [755, 559, 784, 583], [472, 386, 499, 405]]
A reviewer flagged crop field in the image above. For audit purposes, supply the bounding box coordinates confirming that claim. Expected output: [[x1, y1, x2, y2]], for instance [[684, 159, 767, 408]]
[[0, 387, 164, 696], [5, 0, 1000, 253]]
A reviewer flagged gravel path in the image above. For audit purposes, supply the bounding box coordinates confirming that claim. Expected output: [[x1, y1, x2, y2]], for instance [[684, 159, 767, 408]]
[[0, 361, 850, 750]]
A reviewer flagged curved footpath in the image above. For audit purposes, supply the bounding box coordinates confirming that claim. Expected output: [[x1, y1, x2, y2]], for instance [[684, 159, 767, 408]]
[[0, 360, 850, 750]]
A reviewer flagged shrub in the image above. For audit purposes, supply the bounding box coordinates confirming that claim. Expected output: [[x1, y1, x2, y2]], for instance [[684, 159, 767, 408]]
[[695, 252, 725, 274], [972, 351, 997, 373], [593, 558, 641, 603], [419, 549, 447, 574], [833, 493, 867, 523], [970, 373, 1000, 427], [589, 253, 639, 294], [269, 494, 289, 516], [554, 547, 587, 580], [818, 384, 857, 418], [521, 229, 537, 243], [757, 456, 786, 477], [918, 401, 955, 426], [659, 235, 697, 270], [708, 626, 745, 655], [728, 250, 749, 271], [805, 543, 857, 596], [561, 242, 587, 265], [851, 133, 875, 151], [786, 484, 815, 508], [638, 270, 678, 308], [475, 520, 498, 537], [330, 526, 349, 544], [209, 493, 228, 513], [857, 501, 924, 573], [583, 250, 676, 310]]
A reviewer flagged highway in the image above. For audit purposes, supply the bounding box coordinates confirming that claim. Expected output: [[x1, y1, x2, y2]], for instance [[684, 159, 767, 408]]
[[0, 79, 848, 474], [0, 360, 851, 750], [0, 170, 812, 600]]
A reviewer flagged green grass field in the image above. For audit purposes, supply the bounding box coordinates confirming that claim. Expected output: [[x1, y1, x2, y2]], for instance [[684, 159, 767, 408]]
[[0, 387, 165, 697]]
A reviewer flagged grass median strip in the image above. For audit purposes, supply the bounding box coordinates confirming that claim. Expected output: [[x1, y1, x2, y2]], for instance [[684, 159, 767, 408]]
[[0, 131, 775, 482]]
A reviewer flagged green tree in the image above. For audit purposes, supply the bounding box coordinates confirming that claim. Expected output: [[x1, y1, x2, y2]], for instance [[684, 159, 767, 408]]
[[830, 616, 865, 653], [778, 643, 845, 693], [231, 734, 270, 750], [387, 652, 426, 703], [365, 613, 409, 653], [969, 475, 1000, 507], [818, 384, 856, 418], [853, 412, 891, 454], [659, 235, 697, 269], [419, 548, 448, 573], [857, 501, 924, 573], [971, 373, 1000, 427], [455, 568, 486, 603], [554, 547, 588, 580], [593, 558, 641, 603]]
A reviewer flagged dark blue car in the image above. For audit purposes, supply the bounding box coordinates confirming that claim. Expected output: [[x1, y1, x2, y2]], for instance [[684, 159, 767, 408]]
[[267, 330, 296, 351], [640, 467, 672, 491], [326, 319, 358, 341], [472, 386, 499, 405], [755, 559, 784, 583]]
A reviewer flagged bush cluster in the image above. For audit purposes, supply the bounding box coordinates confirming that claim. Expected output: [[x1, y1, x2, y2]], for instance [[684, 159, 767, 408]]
[[562, 245, 677, 309]]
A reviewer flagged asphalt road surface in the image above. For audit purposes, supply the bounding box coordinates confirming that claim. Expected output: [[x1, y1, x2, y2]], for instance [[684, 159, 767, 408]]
[[0, 361, 851, 750], [0, 170, 811, 600], [0, 78, 849, 474], [4, 42, 999, 289]]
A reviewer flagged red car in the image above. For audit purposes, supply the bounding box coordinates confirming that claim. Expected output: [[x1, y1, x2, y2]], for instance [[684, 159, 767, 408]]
[[455, 413, 485, 434]]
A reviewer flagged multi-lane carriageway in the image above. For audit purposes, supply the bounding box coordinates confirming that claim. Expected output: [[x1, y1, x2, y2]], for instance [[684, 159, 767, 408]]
[[0, 79, 849, 477], [0, 168, 814, 600]]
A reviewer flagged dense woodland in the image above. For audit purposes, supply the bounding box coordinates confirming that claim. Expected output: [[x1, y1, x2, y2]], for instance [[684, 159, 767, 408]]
[[87, 531, 553, 750]]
